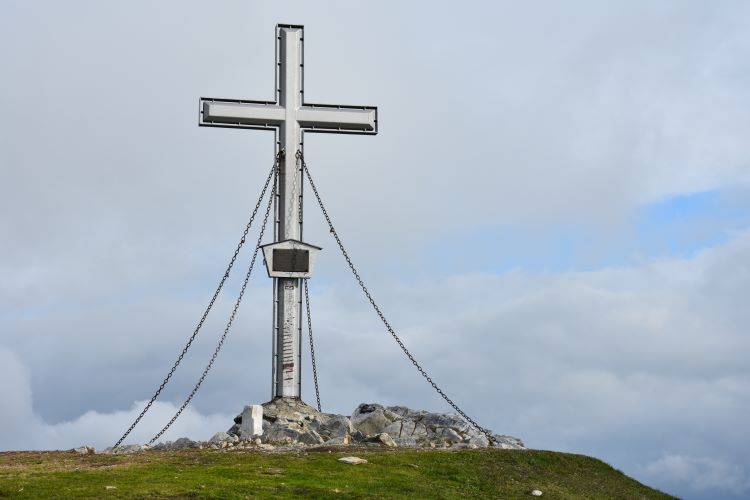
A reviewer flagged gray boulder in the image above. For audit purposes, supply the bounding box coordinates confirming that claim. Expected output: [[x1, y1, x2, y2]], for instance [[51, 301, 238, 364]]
[[298, 430, 325, 445], [411, 422, 429, 439], [264, 423, 303, 444], [219, 399, 524, 450], [326, 434, 351, 445], [492, 434, 525, 449], [387, 406, 427, 420], [209, 432, 231, 444], [351, 403, 400, 436], [421, 412, 470, 434], [350, 429, 367, 443], [393, 436, 417, 447], [383, 420, 403, 437], [311, 413, 352, 441], [171, 437, 199, 450], [467, 434, 489, 447], [263, 397, 318, 422], [438, 427, 463, 444]]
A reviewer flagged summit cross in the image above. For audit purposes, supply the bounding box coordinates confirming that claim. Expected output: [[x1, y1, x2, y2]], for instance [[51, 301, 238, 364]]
[[199, 24, 378, 400]]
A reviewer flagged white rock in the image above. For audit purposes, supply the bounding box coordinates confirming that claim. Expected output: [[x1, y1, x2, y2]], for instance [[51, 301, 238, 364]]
[[439, 427, 463, 444], [240, 405, 263, 439], [531, 490, 543, 496], [338, 456, 368, 465], [376, 433, 397, 447], [493, 434, 526, 449], [467, 434, 489, 447], [73, 446, 95, 454]]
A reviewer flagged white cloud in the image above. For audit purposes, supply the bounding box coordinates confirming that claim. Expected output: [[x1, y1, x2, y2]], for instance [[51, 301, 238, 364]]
[[0, 345, 233, 451], [1, 231, 749, 499], [642, 454, 750, 496]]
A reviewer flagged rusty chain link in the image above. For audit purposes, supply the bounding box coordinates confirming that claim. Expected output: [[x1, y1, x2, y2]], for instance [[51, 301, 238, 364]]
[[300, 151, 497, 445], [112, 153, 281, 449]]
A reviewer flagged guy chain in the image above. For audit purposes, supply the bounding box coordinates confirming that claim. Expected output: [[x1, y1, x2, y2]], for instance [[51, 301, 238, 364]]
[[300, 151, 498, 445], [112, 154, 280, 449], [304, 279, 322, 411], [114, 149, 496, 448], [147, 169, 277, 445]]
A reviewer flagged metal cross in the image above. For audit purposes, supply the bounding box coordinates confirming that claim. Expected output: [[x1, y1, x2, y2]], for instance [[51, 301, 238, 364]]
[[199, 24, 377, 400]]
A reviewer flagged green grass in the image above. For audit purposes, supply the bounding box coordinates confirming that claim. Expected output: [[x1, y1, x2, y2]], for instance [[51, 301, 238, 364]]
[[0, 448, 675, 499]]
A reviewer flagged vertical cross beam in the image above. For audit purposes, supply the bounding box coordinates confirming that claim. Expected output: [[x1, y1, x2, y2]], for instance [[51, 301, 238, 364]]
[[275, 27, 304, 398], [199, 24, 377, 401]]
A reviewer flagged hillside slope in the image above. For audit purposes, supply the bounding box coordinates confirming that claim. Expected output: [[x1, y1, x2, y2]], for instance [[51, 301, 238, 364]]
[[0, 448, 675, 499]]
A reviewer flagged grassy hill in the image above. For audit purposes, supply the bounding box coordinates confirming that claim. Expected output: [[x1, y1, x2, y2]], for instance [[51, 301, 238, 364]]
[[0, 447, 675, 499]]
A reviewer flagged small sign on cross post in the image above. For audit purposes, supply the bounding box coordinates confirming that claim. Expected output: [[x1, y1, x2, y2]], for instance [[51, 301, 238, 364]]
[[199, 24, 378, 400]]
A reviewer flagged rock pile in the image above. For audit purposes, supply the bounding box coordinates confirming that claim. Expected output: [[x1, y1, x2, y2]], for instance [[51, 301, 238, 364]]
[[227, 399, 524, 450], [228, 398, 354, 446], [104, 398, 524, 453]]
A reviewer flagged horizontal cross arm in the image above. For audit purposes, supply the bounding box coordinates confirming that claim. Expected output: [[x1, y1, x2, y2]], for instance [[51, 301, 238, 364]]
[[201, 100, 285, 127], [298, 106, 377, 134]]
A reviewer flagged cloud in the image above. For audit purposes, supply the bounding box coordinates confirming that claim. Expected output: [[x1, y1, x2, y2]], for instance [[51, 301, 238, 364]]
[[2, 2, 750, 499], [0, 345, 233, 451], [304, 231, 750, 499], [642, 454, 750, 497], [1, 230, 750, 499], [2, 1, 750, 271]]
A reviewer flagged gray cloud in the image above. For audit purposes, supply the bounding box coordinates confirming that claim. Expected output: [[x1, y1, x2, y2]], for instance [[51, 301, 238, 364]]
[[0, 346, 233, 450], [642, 454, 750, 497], [2, 2, 750, 499], [3, 230, 749, 499]]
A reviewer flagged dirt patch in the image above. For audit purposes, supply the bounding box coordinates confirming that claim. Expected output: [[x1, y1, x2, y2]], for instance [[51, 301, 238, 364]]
[[0, 452, 135, 473]]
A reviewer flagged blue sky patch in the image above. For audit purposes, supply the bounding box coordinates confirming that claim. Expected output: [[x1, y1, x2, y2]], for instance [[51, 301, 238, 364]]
[[423, 189, 750, 275]]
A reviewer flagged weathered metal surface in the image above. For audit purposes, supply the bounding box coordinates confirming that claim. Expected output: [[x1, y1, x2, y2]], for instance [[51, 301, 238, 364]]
[[198, 24, 378, 400]]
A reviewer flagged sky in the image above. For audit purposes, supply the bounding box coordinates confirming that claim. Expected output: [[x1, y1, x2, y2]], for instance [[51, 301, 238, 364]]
[[1, 1, 750, 498]]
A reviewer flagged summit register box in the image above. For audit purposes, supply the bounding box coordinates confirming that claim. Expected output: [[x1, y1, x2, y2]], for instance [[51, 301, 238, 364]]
[[261, 239, 321, 279]]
